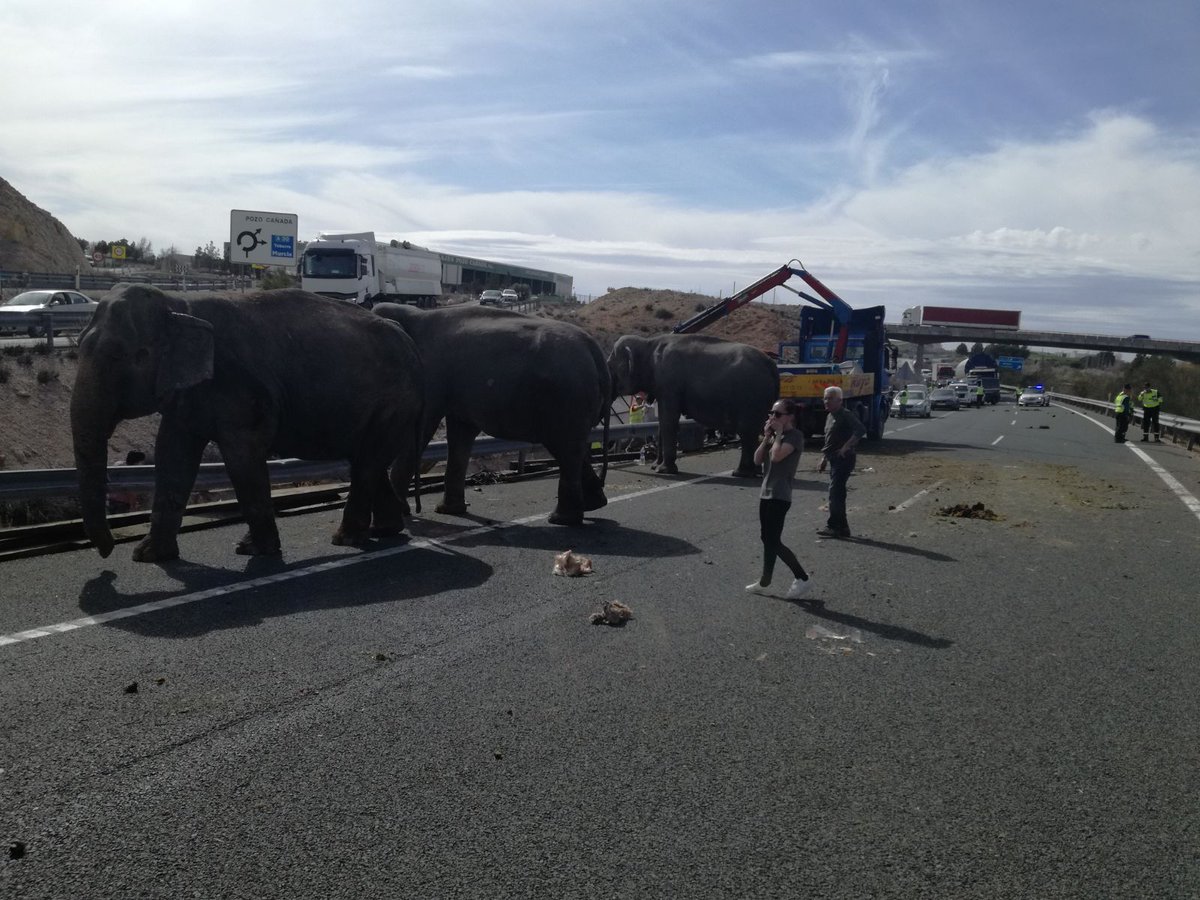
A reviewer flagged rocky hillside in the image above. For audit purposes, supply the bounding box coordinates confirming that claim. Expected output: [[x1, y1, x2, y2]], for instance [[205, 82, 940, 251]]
[[0, 177, 84, 274]]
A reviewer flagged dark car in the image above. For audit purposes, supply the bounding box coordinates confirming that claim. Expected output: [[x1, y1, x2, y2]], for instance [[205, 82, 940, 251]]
[[0, 289, 98, 336]]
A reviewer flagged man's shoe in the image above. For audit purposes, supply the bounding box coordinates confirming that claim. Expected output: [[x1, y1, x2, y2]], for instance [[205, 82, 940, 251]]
[[785, 578, 812, 600], [816, 527, 850, 539], [745, 582, 771, 596]]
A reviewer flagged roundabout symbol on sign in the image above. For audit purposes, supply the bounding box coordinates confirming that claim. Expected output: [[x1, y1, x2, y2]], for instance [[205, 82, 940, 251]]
[[236, 228, 266, 259]]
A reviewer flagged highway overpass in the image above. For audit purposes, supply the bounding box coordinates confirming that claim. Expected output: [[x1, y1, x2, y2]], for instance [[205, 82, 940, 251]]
[[887, 323, 1200, 364]]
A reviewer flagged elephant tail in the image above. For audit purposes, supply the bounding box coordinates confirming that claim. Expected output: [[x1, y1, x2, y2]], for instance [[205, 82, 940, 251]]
[[599, 402, 610, 486], [411, 403, 424, 514]]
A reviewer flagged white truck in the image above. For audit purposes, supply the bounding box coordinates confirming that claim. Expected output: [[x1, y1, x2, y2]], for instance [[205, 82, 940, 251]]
[[298, 232, 442, 308]]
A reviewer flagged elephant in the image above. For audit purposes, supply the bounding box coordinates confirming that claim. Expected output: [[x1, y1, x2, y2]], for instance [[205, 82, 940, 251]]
[[71, 285, 424, 561], [372, 303, 610, 526], [608, 333, 780, 476]]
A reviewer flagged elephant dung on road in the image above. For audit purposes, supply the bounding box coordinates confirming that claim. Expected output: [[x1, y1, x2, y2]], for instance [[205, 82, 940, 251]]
[[608, 333, 779, 476], [373, 303, 610, 525], [71, 285, 424, 561]]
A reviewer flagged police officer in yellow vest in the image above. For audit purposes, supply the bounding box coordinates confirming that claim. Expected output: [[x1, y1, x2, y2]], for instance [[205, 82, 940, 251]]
[[897, 388, 908, 417], [1137, 381, 1163, 442], [1113, 383, 1133, 443], [974, 384, 984, 408]]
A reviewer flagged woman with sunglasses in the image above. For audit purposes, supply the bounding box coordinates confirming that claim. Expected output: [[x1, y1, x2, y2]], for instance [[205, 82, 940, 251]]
[[745, 399, 811, 600]]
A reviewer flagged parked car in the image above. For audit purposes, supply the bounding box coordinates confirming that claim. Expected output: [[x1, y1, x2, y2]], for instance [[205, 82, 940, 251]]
[[479, 290, 504, 306], [1019, 386, 1050, 407], [891, 385, 931, 418], [500, 289, 520, 305], [929, 387, 961, 410], [0, 289, 98, 336]]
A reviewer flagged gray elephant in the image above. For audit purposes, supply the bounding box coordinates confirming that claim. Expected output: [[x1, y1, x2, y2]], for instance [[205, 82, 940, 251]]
[[71, 285, 424, 561], [373, 303, 610, 525], [608, 333, 780, 476]]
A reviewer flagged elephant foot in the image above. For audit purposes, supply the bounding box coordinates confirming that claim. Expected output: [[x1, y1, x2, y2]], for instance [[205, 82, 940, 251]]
[[329, 528, 370, 548], [548, 509, 585, 526], [237, 537, 283, 555], [583, 490, 608, 512], [435, 500, 469, 515], [132, 536, 180, 563], [653, 462, 679, 475], [369, 523, 407, 538], [731, 467, 761, 479]]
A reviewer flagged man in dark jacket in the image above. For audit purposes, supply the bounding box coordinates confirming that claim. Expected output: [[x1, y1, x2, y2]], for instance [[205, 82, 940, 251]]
[[817, 386, 867, 539]]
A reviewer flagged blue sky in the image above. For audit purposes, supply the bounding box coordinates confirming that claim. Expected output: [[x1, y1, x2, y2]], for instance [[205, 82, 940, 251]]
[[3, 0, 1198, 338]]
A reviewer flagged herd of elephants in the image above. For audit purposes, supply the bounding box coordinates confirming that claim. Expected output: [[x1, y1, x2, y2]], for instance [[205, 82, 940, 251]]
[[71, 285, 781, 562]]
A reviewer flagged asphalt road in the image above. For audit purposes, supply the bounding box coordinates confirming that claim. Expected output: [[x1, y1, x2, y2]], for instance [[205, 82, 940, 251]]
[[2, 400, 1198, 898]]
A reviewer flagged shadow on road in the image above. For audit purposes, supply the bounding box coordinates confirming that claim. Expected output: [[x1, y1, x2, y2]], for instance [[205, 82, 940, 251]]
[[837, 535, 956, 562], [77, 541, 493, 639], [783, 597, 955, 650], [438, 516, 700, 559]]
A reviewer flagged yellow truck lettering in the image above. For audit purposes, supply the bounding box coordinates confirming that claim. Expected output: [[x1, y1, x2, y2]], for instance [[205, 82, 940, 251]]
[[778, 371, 874, 400]]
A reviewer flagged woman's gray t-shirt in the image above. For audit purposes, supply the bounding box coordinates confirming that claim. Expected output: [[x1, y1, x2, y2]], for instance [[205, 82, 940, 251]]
[[759, 428, 803, 502]]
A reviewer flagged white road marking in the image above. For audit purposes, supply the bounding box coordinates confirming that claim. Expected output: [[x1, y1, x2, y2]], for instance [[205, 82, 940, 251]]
[[889, 480, 945, 513], [884, 421, 926, 435], [991, 435, 1005, 445], [1061, 406, 1200, 523], [1011, 420, 1017, 426], [0, 474, 716, 649]]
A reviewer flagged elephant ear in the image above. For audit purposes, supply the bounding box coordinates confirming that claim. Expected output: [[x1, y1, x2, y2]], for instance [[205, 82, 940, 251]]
[[156, 312, 214, 399]]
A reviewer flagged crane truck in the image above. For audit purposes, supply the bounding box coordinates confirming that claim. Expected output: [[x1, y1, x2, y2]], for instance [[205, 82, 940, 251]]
[[298, 232, 442, 308], [672, 262, 897, 440]]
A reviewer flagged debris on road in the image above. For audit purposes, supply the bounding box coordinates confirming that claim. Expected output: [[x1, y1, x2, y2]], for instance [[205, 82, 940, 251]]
[[123, 681, 138, 694], [590, 601, 633, 627], [9, 840, 26, 860], [937, 502, 1001, 521], [554, 549, 593, 576]]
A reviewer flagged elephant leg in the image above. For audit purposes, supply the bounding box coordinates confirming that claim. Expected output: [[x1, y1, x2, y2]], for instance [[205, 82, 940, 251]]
[[133, 422, 208, 562], [390, 417, 440, 517], [438, 417, 479, 515], [370, 459, 406, 537], [653, 413, 680, 475], [548, 442, 587, 526], [333, 457, 382, 546], [221, 443, 283, 556], [581, 457, 607, 511], [732, 432, 762, 478]]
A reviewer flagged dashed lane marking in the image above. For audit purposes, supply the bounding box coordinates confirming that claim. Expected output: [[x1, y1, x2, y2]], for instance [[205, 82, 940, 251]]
[[991, 435, 1005, 445], [0, 474, 716, 649], [889, 480, 945, 513]]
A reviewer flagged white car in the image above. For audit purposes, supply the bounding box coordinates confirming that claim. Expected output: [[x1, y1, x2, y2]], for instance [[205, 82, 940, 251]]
[[0, 289, 98, 336], [500, 289, 520, 305], [891, 386, 931, 418], [949, 382, 972, 404], [1019, 386, 1050, 407]]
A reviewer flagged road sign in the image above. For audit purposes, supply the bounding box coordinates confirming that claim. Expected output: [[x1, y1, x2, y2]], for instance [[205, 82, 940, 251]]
[[229, 209, 298, 267], [91, 251, 103, 263], [111, 245, 126, 260], [998, 356, 1024, 371]]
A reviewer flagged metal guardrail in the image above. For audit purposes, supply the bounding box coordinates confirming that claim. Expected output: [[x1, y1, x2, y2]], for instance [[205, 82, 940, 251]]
[[1043, 391, 1198, 450], [1, 309, 95, 345], [0, 420, 697, 501]]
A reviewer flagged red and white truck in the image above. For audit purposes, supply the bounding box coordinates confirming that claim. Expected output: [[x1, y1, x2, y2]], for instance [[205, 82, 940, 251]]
[[901, 306, 1021, 330]]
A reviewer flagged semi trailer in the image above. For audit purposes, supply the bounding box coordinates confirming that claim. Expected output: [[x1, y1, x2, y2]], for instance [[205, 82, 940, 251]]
[[902, 306, 1021, 330], [298, 232, 442, 308]]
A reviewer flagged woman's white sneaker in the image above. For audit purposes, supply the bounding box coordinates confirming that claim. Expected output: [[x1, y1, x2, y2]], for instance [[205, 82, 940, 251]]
[[745, 582, 771, 596], [785, 578, 811, 600]]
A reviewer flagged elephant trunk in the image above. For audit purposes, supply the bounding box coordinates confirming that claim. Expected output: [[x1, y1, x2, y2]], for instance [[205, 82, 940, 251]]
[[70, 371, 120, 558]]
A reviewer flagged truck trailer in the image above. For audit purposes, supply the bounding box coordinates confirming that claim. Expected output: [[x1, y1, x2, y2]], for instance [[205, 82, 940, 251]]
[[902, 306, 1021, 330], [956, 352, 1002, 404], [298, 232, 442, 308]]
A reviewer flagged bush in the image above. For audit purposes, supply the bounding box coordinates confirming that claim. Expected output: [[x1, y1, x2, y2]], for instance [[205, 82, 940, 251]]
[[37, 368, 58, 384], [653, 307, 673, 320], [259, 270, 297, 290], [16, 353, 33, 367], [0, 365, 9, 384]]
